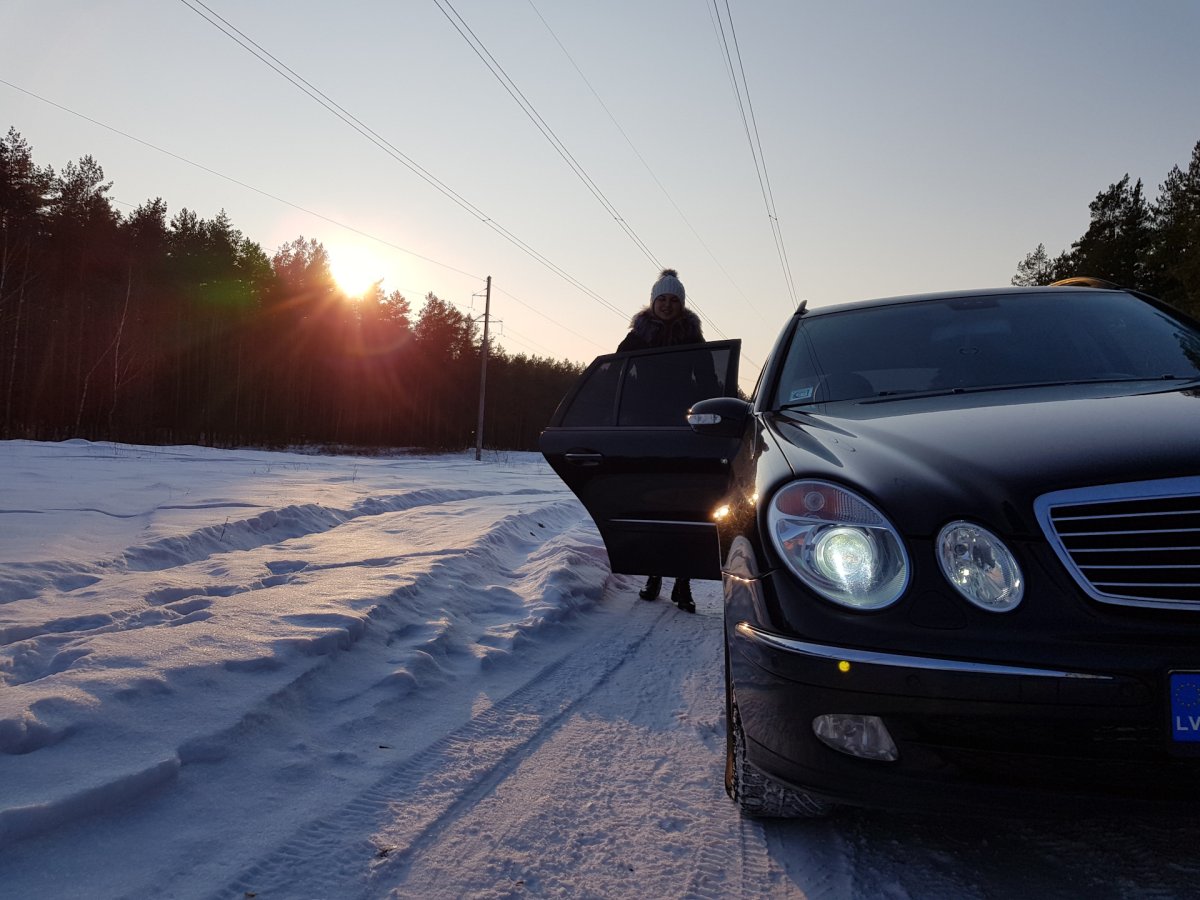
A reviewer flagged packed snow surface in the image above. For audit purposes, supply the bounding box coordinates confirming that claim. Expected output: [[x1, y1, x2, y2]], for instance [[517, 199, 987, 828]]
[[1, 440, 1196, 898]]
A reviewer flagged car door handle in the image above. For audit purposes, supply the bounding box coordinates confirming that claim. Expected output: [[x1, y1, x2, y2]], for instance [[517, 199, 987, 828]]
[[564, 452, 603, 466]]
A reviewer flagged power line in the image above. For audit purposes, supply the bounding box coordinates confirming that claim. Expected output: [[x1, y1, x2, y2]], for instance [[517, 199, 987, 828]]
[[178, 0, 760, 365], [521, 1, 761, 372], [710, 0, 801, 312], [177, 0, 758, 349], [495, 287, 609, 353], [526, 0, 764, 326], [0, 78, 609, 360], [0, 79, 478, 280], [432, 0, 659, 265], [175, 0, 629, 323], [432, 0, 730, 341]]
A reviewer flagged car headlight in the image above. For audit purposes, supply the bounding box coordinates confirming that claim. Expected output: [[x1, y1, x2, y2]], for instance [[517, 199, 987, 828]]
[[935, 521, 1024, 612], [768, 481, 909, 610]]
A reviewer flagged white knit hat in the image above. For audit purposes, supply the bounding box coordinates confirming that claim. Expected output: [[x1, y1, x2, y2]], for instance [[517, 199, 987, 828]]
[[650, 268, 685, 304]]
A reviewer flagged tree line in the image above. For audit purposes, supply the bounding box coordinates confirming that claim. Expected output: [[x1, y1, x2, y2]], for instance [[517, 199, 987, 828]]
[[0, 127, 582, 451], [6, 127, 1198, 453], [1013, 137, 1200, 319]]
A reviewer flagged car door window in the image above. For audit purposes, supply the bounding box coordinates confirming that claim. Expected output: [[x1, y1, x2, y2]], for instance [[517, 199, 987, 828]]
[[559, 360, 619, 427], [553, 342, 738, 428], [619, 346, 731, 426]]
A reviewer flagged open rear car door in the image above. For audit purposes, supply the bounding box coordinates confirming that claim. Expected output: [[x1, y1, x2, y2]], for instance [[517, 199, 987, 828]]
[[539, 340, 742, 580]]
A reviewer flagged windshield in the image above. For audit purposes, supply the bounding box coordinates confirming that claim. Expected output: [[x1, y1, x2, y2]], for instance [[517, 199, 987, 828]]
[[772, 292, 1200, 408]]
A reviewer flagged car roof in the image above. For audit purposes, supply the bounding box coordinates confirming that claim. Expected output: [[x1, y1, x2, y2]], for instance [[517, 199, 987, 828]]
[[797, 285, 1127, 319]]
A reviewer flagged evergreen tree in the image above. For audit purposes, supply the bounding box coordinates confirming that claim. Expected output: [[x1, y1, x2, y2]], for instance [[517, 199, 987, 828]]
[[47, 154, 123, 438], [0, 129, 592, 449], [1070, 175, 1153, 289], [0, 127, 50, 233], [414, 293, 477, 359], [0, 128, 52, 432], [114, 198, 171, 440], [271, 235, 336, 299], [1012, 155, 1198, 317], [411, 293, 480, 447], [1151, 139, 1200, 317], [1012, 243, 1051, 286]]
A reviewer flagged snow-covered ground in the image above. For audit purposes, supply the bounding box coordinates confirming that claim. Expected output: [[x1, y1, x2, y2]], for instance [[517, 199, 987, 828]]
[[2, 440, 1198, 899]]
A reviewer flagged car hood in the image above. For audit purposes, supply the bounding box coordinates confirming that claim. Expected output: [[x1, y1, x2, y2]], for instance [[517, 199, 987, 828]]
[[767, 383, 1200, 537]]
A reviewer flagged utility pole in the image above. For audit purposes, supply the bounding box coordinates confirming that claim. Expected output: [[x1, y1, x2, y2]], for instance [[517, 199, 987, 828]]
[[474, 275, 491, 462]]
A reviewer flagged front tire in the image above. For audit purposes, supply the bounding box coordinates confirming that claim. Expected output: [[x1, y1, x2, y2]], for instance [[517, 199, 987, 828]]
[[725, 667, 833, 818]]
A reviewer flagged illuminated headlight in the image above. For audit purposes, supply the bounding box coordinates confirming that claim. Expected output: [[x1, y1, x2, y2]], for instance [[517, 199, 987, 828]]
[[768, 481, 909, 610], [936, 521, 1024, 612]]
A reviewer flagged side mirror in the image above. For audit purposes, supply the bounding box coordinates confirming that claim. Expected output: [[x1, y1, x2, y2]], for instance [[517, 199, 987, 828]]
[[688, 396, 752, 438]]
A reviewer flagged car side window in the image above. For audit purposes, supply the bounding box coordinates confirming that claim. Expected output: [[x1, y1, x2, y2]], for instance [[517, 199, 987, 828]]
[[618, 346, 729, 426], [553, 342, 738, 428], [559, 360, 619, 427]]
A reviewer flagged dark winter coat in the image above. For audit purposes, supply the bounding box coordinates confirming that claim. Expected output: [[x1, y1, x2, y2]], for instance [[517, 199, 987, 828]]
[[614, 306, 719, 425], [617, 307, 705, 352]]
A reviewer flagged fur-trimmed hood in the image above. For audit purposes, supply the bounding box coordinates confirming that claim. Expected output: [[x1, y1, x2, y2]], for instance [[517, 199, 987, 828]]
[[617, 306, 705, 352]]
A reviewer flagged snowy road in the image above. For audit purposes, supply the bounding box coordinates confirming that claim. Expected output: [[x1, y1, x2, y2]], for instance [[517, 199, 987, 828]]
[[208, 590, 1200, 900], [2, 442, 1198, 898]]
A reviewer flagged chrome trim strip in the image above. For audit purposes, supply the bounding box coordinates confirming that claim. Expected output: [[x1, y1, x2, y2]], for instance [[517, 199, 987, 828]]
[[1072, 545, 1200, 553], [734, 622, 1111, 680], [1066, 527, 1200, 536], [1036, 475, 1200, 505], [608, 518, 713, 529], [1081, 565, 1200, 571], [1096, 581, 1200, 588], [1034, 476, 1200, 610], [1056, 510, 1199, 521]]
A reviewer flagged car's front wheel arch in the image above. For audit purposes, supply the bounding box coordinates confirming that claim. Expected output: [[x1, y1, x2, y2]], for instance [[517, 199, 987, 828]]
[[723, 644, 834, 819]]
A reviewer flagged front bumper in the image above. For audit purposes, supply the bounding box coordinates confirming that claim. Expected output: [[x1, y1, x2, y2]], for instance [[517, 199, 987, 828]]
[[731, 622, 1200, 814]]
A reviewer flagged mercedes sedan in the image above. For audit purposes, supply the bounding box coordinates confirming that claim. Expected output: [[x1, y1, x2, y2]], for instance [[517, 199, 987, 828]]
[[540, 283, 1200, 816]]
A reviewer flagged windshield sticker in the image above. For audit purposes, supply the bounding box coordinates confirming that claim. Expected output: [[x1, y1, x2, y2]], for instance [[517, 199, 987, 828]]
[[789, 386, 815, 402]]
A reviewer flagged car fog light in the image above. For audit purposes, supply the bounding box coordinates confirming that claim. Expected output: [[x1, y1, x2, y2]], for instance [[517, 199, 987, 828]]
[[812, 714, 898, 761]]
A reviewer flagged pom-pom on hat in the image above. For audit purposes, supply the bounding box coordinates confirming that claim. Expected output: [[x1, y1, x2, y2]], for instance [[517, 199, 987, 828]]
[[650, 268, 685, 304]]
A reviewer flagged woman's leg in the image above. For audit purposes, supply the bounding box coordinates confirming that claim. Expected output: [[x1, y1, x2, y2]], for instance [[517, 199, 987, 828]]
[[639, 575, 662, 601], [671, 578, 694, 612]]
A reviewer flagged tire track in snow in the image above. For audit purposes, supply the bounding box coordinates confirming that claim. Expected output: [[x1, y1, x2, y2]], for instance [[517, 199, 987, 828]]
[[369, 581, 787, 900], [0, 494, 597, 839], [679, 768, 775, 899], [2, 495, 585, 695], [0, 492, 579, 660], [0, 487, 560, 605], [217, 601, 675, 900]]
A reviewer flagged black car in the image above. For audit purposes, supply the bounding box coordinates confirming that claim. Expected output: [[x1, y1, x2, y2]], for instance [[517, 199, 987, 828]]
[[540, 284, 1200, 816]]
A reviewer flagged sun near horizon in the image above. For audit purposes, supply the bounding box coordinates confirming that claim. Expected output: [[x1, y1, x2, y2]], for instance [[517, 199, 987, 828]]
[[329, 242, 386, 298]]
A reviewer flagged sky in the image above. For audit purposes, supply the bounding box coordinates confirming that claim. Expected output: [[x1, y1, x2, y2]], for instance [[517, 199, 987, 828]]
[[4, 439, 1199, 898], [4, 0, 1200, 382]]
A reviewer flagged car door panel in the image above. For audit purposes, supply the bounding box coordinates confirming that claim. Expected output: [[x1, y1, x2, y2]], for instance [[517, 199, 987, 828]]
[[540, 340, 742, 579]]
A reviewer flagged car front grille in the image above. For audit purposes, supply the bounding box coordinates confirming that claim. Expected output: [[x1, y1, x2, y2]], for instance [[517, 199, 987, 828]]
[[1035, 477, 1200, 610]]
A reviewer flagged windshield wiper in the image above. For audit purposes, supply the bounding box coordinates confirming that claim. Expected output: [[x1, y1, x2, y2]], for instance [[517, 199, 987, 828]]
[[777, 374, 1200, 411], [776, 399, 822, 411], [861, 375, 1200, 404], [777, 394, 878, 410]]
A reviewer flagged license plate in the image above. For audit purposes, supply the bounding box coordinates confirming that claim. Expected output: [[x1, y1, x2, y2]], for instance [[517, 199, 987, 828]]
[[1170, 672, 1200, 742]]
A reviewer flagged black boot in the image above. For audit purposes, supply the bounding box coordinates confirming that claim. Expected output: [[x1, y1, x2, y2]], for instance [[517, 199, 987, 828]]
[[639, 575, 662, 601], [672, 578, 695, 613]]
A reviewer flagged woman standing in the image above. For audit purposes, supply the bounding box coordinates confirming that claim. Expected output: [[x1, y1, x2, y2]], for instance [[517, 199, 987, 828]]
[[618, 267, 705, 613]]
